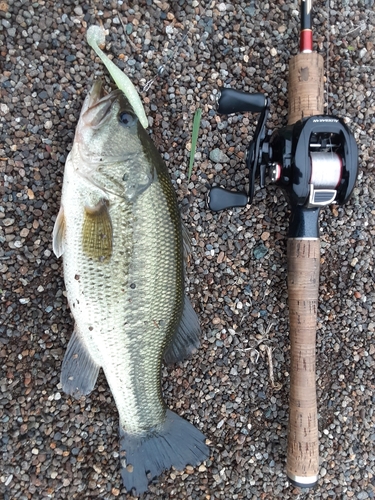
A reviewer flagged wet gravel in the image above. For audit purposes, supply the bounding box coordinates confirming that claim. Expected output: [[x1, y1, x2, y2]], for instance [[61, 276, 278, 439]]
[[1, 0, 375, 499]]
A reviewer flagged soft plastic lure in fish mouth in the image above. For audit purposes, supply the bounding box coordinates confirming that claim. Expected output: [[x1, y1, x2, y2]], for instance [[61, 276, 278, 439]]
[[86, 25, 148, 129]]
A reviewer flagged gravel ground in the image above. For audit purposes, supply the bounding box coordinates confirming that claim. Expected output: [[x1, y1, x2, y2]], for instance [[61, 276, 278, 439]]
[[1, 0, 375, 499]]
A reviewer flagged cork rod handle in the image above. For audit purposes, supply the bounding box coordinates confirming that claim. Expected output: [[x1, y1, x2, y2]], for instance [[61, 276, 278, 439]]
[[286, 51, 324, 487], [288, 52, 324, 125], [286, 238, 320, 486]]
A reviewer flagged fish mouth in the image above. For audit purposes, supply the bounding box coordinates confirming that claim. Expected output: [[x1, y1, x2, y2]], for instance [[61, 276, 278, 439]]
[[80, 80, 137, 130], [80, 80, 126, 130], [85, 79, 106, 110]]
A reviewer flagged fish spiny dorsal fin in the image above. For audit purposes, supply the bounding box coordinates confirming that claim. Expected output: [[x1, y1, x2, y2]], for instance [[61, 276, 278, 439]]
[[52, 206, 66, 258], [82, 199, 112, 261]]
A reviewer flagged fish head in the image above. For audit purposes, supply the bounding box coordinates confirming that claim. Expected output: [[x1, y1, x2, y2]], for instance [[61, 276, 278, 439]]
[[72, 80, 159, 201], [74, 79, 142, 166]]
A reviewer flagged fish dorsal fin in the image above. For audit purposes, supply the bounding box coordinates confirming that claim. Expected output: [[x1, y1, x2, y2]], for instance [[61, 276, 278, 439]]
[[60, 328, 100, 399], [52, 206, 66, 258], [164, 296, 201, 364], [82, 199, 112, 261]]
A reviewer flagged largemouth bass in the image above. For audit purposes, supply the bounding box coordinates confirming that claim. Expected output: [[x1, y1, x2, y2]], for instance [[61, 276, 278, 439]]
[[52, 80, 209, 494]]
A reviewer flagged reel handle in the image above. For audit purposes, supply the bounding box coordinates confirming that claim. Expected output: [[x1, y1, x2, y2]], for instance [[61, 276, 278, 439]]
[[207, 187, 248, 212], [217, 89, 267, 115]]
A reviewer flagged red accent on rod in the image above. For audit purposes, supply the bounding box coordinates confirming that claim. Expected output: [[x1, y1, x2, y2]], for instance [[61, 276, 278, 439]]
[[300, 29, 313, 52]]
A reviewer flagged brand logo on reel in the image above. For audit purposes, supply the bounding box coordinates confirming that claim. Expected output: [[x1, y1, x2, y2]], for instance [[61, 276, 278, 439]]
[[312, 118, 339, 123]]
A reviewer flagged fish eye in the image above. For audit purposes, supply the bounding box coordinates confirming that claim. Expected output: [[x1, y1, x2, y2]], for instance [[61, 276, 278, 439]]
[[118, 112, 136, 127]]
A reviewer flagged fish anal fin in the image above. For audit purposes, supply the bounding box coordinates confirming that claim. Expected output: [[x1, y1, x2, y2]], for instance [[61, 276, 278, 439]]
[[119, 409, 209, 495], [164, 296, 201, 364], [60, 328, 100, 399], [52, 206, 66, 258], [82, 199, 112, 261]]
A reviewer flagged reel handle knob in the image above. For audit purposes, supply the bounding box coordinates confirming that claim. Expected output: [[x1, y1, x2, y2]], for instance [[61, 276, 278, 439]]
[[218, 88, 268, 115], [207, 186, 248, 212]]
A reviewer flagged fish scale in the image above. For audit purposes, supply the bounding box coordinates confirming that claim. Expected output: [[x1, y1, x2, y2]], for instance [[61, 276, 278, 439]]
[[53, 80, 208, 494]]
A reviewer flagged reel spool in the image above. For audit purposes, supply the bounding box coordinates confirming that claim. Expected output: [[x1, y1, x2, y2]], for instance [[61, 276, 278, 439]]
[[308, 152, 342, 206], [273, 151, 342, 208], [309, 152, 342, 190]]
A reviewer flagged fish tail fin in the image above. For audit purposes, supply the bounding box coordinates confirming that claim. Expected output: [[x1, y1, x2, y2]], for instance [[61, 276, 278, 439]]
[[119, 409, 209, 495]]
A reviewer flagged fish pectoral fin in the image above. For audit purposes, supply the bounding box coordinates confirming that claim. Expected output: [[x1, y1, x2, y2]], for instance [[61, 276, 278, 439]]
[[60, 328, 100, 399], [82, 199, 113, 261], [164, 296, 201, 364], [52, 206, 66, 258], [119, 409, 209, 495]]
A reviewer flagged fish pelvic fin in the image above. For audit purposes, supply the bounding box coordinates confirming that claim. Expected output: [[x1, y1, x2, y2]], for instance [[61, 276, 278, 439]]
[[82, 199, 112, 262], [52, 206, 66, 258], [164, 295, 201, 364], [60, 328, 100, 399], [119, 409, 209, 495]]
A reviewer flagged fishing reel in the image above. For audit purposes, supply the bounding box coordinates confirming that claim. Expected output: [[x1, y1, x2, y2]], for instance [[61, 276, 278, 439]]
[[208, 88, 358, 226]]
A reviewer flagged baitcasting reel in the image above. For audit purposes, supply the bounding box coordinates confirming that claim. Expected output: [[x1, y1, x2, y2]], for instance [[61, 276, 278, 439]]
[[208, 88, 358, 236]]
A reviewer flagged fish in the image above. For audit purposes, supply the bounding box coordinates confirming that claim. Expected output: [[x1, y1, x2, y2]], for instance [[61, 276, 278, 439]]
[[52, 80, 209, 494]]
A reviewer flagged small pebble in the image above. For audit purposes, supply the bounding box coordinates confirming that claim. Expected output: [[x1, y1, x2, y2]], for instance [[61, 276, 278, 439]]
[[209, 148, 230, 163], [253, 243, 268, 259]]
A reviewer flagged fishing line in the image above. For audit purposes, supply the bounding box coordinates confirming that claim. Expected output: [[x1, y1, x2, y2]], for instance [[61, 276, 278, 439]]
[[326, 0, 330, 112], [117, 10, 189, 92], [324, 1, 338, 168], [143, 29, 189, 92]]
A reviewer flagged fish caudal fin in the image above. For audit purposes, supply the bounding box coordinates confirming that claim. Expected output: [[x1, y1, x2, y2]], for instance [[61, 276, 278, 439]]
[[60, 329, 100, 399], [119, 409, 209, 495], [164, 296, 201, 364]]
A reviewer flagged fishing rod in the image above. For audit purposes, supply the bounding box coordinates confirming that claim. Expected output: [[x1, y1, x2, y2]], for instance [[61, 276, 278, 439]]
[[208, 0, 358, 488]]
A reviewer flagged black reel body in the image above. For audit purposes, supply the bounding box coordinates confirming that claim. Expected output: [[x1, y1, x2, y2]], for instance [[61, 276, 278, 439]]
[[270, 116, 358, 209], [208, 88, 359, 234]]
